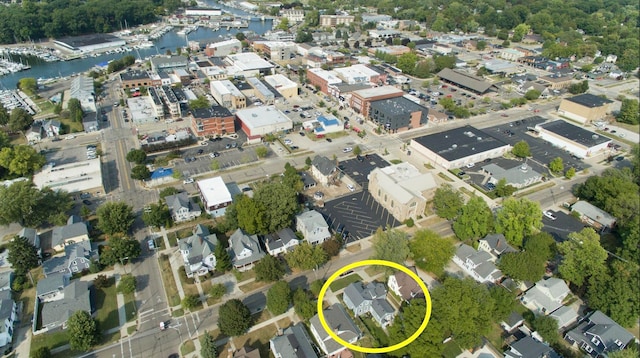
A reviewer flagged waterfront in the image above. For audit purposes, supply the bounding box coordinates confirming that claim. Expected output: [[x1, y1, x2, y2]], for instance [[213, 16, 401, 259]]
[[0, 0, 272, 87]]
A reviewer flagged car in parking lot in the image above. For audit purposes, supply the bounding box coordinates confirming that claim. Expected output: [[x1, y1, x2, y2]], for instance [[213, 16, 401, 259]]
[[284, 139, 293, 145], [183, 178, 194, 184], [225, 143, 231, 149], [65, 135, 76, 140], [209, 152, 220, 158], [197, 149, 204, 154], [347, 184, 355, 192], [82, 199, 92, 206], [465, 163, 475, 168], [299, 131, 305, 136], [289, 145, 299, 150], [543, 211, 557, 220], [343, 147, 353, 153], [457, 171, 466, 177], [148, 240, 156, 250], [325, 138, 332, 142]]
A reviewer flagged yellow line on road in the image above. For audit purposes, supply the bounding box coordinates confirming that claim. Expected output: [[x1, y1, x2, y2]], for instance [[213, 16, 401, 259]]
[[117, 139, 133, 191]]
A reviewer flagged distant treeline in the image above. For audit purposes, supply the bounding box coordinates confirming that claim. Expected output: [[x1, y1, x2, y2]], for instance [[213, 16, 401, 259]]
[[0, 0, 184, 44]]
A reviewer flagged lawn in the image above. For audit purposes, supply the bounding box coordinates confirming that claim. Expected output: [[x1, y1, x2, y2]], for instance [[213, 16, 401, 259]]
[[94, 278, 120, 331], [239, 280, 269, 293], [438, 172, 454, 182], [345, 243, 361, 253], [485, 322, 505, 351], [123, 292, 137, 322], [252, 310, 273, 325], [232, 269, 256, 283], [442, 341, 463, 358], [360, 316, 390, 347], [329, 274, 363, 292], [58, 116, 84, 133], [30, 330, 69, 355], [180, 339, 195, 355], [159, 255, 181, 306], [231, 324, 277, 358]]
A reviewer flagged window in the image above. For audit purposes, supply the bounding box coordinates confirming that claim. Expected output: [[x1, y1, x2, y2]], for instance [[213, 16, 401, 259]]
[[614, 339, 623, 346], [591, 337, 600, 346]]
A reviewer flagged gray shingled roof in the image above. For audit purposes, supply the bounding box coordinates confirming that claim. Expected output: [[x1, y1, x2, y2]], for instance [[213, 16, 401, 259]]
[[165, 192, 196, 213], [40, 280, 91, 328], [0, 271, 12, 291], [565, 310, 635, 355], [312, 155, 336, 176], [571, 201, 616, 227], [310, 304, 361, 355], [18, 227, 40, 248], [270, 322, 318, 358], [481, 233, 517, 256], [228, 228, 265, 268], [36, 274, 67, 298], [506, 336, 559, 358], [178, 224, 218, 273], [264, 228, 298, 253], [51, 218, 88, 249]]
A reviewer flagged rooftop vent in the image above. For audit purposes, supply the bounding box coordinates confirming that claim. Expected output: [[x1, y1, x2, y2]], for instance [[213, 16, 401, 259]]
[[592, 134, 599, 139], [477, 137, 482, 141], [452, 144, 457, 148]]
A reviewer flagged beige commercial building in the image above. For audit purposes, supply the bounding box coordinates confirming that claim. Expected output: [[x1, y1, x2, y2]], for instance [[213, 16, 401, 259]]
[[367, 163, 438, 222], [319, 15, 355, 27], [557, 93, 613, 125], [264, 74, 298, 99], [210, 80, 246, 110], [33, 158, 104, 196]]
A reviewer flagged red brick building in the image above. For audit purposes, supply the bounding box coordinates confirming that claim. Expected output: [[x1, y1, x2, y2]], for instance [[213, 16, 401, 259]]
[[349, 85, 403, 117], [190, 106, 235, 138], [306, 68, 342, 94]]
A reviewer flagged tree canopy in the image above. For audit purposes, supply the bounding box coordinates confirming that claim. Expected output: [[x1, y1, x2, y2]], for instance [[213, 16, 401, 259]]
[[495, 197, 543, 247], [511, 141, 531, 158], [293, 288, 316, 321], [575, 168, 639, 225], [267, 281, 291, 315], [67, 310, 99, 351], [0, 145, 46, 176], [218, 299, 251, 336], [587, 260, 639, 328], [409, 229, 455, 277], [0, 181, 72, 227], [254, 254, 285, 282], [371, 228, 410, 266], [453, 196, 493, 241], [285, 242, 327, 270], [8, 108, 34, 132], [617, 99, 639, 125], [99, 235, 141, 266], [117, 274, 137, 294], [142, 202, 171, 228], [126, 149, 147, 164], [558, 228, 608, 287], [7, 235, 39, 276], [432, 184, 463, 220], [96, 201, 135, 235], [200, 331, 218, 358]]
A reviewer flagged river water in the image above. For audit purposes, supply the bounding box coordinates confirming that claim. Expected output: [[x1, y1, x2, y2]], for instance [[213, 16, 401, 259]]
[[0, 1, 272, 88]]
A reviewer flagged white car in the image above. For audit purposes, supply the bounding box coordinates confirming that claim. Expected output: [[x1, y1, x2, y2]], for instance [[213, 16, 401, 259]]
[[465, 163, 475, 168], [543, 211, 557, 220], [347, 184, 355, 192], [283, 139, 293, 145], [343, 147, 353, 153], [183, 178, 194, 184], [148, 240, 156, 250], [65, 135, 76, 140]]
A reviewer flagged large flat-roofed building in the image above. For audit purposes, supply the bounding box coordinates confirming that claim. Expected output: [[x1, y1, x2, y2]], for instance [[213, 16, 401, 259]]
[[69, 75, 96, 113], [306, 68, 342, 94], [437, 68, 497, 94], [350, 85, 404, 117], [197, 177, 233, 217], [54, 34, 125, 53], [160, 86, 182, 118], [147, 87, 165, 120], [534, 120, 611, 158], [210, 80, 246, 109], [224, 52, 274, 77], [33, 158, 104, 196], [247, 77, 275, 105], [150, 55, 189, 72], [319, 14, 355, 27], [368, 163, 438, 222], [236, 106, 293, 142], [127, 96, 161, 124], [333, 64, 386, 85], [327, 83, 371, 102], [410, 126, 511, 169], [191, 106, 235, 137], [204, 38, 241, 57], [557, 94, 613, 125], [185, 7, 222, 16], [252, 41, 296, 61], [264, 74, 298, 98], [279, 9, 305, 23], [369, 96, 429, 132], [120, 70, 156, 89]]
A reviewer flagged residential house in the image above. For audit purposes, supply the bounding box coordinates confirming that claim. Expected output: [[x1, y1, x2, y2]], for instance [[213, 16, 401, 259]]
[[571, 201, 616, 230], [36, 274, 67, 302], [178, 224, 218, 278], [310, 155, 337, 186], [26, 122, 43, 143], [43, 240, 95, 277], [0, 290, 18, 350], [40, 280, 92, 330], [387, 267, 424, 302], [228, 228, 265, 272], [42, 119, 62, 138], [231, 346, 261, 358], [310, 303, 362, 357], [299, 172, 317, 190], [0, 272, 12, 292], [270, 322, 318, 358], [504, 336, 561, 358], [197, 176, 233, 217], [564, 310, 634, 356], [521, 278, 570, 315], [452, 244, 503, 284], [501, 312, 525, 333], [549, 305, 578, 330], [165, 192, 202, 223], [343, 281, 396, 328], [482, 163, 543, 189], [51, 215, 90, 252], [478, 233, 517, 261], [295, 210, 331, 245], [263, 228, 299, 256], [17, 227, 41, 257]]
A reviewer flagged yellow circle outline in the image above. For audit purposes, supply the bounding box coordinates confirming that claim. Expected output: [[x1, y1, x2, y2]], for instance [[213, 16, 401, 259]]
[[316, 259, 432, 354]]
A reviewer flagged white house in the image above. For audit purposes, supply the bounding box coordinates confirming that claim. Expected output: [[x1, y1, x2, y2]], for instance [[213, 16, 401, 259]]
[[388, 267, 424, 302], [178, 224, 218, 277], [0, 290, 18, 350], [263, 228, 299, 256], [165, 192, 202, 223], [228, 228, 265, 272], [452, 244, 503, 284], [197, 177, 233, 217], [343, 281, 396, 328], [295, 210, 331, 245], [521, 277, 570, 315], [309, 304, 361, 357]]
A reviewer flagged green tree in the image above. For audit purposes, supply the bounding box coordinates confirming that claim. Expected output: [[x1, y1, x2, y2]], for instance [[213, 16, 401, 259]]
[[0, 181, 72, 227], [371, 228, 410, 266], [0, 145, 46, 176], [188, 96, 210, 110], [125, 149, 147, 164], [254, 254, 285, 282], [67, 98, 84, 122], [17, 77, 37, 95], [99, 235, 142, 266], [215, 244, 232, 272], [281, 162, 303, 193], [617, 99, 639, 125], [159, 187, 180, 199], [255, 146, 268, 158], [453, 196, 494, 241], [568, 80, 589, 94], [285, 243, 328, 270], [558, 228, 607, 286], [396, 52, 418, 75], [31, 347, 51, 358], [7, 235, 39, 276], [292, 288, 315, 320], [533, 315, 559, 344], [549, 157, 564, 174], [276, 17, 290, 31], [209, 283, 226, 300], [200, 331, 218, 358], [494, 178, 517, 197], [93, 274, 110, 289], [432, 184, 463, 220], [512, 140, 531, 158], [131, 164, 151, 180], [267, 280, 291, 315], [608, 347, 640, 358], [388, 299, 444, 357], [209, 160, 220, 171], [67, 310, 99, 351], [218, 299, 251, 336], [234, 195, 267, 234], [0, 104, 9, 126], [117, 274, 137, 294], [524, 89, 541, 100], [565, 167, 576, 179], [8, 108, 34, 132], [574, 168, 639, 225], [142, 202, 171, 228], [587, 260, 640, 327], [253, 181, 299, 233], [96, 201, 135, 235], [476, 40, 487, 51], [182, 294, 200, 310], [489, 286, 516, 322], [321, 238, 341, 257], [353, 145, 362, 156], [498, 251, 546, 282], [409, 229, 455, 277], [495, 197, 543, 247]]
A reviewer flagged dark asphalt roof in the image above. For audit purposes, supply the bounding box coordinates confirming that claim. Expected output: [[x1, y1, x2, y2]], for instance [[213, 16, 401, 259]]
[[412, 125, 509, 161], [565, 93, 613, 108], [191, 106, 233, 118], [437, 68, 495, 93], [538, 120, 611, 147]]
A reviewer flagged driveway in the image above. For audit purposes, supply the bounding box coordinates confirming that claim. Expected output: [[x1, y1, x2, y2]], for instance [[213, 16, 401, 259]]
[[541, 210, 586, 243]]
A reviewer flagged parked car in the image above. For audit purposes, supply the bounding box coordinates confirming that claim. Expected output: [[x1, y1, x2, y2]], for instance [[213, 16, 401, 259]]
[[197, 149, 204, 154], [183, 178, 194, 184], [82, 200, 92, 206], [465, 163, 475, 168], [209, 152, 220, 158], [343, 147, 353, 153], [325, 138, 332, 142], [543, 211, 557, 220], [148, 240, 156, 250], [347, 184, 355, 192]]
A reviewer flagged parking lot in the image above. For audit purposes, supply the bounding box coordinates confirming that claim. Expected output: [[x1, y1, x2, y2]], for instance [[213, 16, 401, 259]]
[[171, 142, 263, 178], [317, 153, 398, 243], [463, 156, 550, 189], [484, 116, 589, 172], [541, 210, 587, 242], [43, 140, 102, 166]]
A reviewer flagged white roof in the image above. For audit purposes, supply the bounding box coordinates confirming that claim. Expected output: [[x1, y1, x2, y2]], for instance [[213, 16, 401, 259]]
[[352, 85, 402, 99], [235, 106, 293, 131], [371, 163, 437, 204], [33, 158, 103, 193], [226, 52, 273, 71], [264, 74, 297, 90], [197, 176, 232, 207], [207, 38, 241, 49], [333, 64, 379, 79], [307, 68, 342, 85], [210, 80, 243, 97], [253, 40, 295, 49]]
